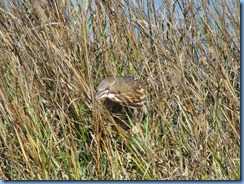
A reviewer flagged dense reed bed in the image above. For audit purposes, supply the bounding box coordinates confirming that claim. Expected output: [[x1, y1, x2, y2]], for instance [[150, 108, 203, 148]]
[[0, 0, 240, 180]]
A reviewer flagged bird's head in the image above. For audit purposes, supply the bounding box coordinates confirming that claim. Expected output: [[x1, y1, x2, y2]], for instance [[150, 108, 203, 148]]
[[95, 76, 117, 100]]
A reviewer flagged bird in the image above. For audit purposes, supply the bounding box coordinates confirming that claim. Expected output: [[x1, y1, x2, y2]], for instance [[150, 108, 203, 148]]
[[96, 76, 147, 122]]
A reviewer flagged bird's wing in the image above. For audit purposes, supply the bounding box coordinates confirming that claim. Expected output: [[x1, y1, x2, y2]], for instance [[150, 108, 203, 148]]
[[116, 76, 144, 94]]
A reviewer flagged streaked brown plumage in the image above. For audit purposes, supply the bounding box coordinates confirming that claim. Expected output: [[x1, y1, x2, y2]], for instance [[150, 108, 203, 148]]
[[96, 76, 147, 121]]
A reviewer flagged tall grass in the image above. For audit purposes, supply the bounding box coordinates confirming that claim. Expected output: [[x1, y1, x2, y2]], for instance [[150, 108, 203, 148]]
[[0, 0, 240, 180]]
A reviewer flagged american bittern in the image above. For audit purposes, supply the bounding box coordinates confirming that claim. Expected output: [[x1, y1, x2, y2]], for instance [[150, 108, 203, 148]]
[[96, 76, 147, 122]]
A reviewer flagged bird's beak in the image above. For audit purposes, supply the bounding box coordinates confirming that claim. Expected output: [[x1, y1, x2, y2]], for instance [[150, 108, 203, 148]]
[[96, 90, 108, 99], [96, 90, 106, 99], [95, 91, 102, 99]]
